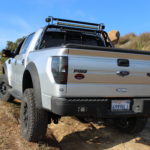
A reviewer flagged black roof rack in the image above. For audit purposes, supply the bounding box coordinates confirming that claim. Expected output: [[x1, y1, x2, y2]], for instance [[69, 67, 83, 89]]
[[45, 16, 105, 31], [43, 16, 113, 48]]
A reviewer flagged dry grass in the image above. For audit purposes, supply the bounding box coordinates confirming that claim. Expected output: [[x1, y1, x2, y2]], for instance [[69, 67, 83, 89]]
[[117, 32, 150, 51]]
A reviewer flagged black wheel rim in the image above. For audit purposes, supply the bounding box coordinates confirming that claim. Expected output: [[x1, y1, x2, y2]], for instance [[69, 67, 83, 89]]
[[0, 82, 7, 95]]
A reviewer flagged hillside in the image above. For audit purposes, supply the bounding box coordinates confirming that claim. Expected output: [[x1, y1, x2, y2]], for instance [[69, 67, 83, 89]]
[[117, 32, 150, 50]]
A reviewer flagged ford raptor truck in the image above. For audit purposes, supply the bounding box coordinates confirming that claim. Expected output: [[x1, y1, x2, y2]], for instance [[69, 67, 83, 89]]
[[0, 17, 150, 142]]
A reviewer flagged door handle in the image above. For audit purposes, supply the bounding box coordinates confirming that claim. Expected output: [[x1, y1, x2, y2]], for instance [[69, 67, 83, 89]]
[[8, 59, 11, 64], [117, 59, 129, 67], [22, 59, 25, 65], [116, 71, 130, 77]]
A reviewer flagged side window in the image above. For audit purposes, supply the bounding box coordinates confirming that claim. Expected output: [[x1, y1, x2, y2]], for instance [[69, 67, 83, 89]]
[[19, 33, 34, 54], [13, 39, 25, 56]]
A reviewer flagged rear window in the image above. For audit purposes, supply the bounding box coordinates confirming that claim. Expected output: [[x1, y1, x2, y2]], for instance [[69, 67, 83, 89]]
[[40, 31, 105, 49]]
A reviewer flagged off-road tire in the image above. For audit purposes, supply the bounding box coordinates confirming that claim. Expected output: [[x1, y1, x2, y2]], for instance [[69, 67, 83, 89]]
[[0, 75, 14, 102], [20, 88, 49, 142], [114, 117, 147, 134]]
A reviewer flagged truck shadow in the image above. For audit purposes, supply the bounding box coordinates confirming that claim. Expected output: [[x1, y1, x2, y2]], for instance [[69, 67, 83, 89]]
[[58, 122, 150, 150]]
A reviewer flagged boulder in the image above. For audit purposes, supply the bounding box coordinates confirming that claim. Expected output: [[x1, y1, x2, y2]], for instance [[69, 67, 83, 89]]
[[108, 30, 120, 44]]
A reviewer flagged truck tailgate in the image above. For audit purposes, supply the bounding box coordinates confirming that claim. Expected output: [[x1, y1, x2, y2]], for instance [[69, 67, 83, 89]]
[[66, 46, 150, 97]]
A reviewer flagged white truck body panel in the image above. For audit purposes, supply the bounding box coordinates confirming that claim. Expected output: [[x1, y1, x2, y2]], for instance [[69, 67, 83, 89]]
[[23, 45, 150, 110], [66, 48, 150, 97]]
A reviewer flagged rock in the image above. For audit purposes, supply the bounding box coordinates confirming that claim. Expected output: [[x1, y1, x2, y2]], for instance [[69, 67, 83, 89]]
[[108, 30, 120, 44]]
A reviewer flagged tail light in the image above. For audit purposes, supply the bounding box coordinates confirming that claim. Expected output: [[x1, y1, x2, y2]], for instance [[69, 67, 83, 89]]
[[51, 56, 68, 84]]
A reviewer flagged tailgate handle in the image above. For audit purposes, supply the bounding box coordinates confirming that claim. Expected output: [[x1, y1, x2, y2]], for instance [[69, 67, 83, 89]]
[[116, 71, 130, 77], [117, 59, 129, 67]]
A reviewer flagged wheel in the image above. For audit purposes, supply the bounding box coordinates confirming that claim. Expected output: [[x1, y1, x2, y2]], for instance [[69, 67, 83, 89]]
[[114, 117, 147, 134], [0, 75, 14, 102], [20, 88, 49, 142]]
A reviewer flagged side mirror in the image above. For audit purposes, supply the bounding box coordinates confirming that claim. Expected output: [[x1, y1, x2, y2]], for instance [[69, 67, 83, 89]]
[[2, 49, 14, 58], [108, 30, 120, 45]]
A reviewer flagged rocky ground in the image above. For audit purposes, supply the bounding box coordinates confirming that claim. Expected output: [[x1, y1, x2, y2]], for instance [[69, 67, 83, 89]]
[[0, 100, 150, 150]]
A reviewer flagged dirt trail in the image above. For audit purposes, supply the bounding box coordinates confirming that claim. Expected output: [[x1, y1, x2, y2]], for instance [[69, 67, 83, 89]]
[[0, 100, 150, 150]]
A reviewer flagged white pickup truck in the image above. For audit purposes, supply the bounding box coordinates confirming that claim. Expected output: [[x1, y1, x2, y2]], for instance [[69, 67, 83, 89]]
[[1, 17, 150, 142]]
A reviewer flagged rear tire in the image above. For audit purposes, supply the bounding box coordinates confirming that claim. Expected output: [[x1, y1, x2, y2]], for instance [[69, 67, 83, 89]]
[[20, 88, 49, 142], [114, 117, 147, 134], [0, 75, 14, 102]]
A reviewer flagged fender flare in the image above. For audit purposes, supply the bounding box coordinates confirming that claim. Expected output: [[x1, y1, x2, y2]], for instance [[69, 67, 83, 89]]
[[25, 62, 43, 108]]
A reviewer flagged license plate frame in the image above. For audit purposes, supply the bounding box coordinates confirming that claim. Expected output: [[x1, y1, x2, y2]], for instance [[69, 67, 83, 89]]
[[111, 100, 131, 112]]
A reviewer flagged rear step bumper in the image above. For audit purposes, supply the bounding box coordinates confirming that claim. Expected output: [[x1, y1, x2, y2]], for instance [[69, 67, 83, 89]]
[[51, 97, 150, 118]]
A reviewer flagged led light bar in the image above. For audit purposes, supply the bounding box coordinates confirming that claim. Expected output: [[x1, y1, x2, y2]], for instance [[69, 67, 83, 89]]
[[45, 16, 105, 30]]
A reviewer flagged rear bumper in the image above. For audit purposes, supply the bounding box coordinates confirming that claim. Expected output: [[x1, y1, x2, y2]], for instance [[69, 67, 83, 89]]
[[51, 97, 150, 118]]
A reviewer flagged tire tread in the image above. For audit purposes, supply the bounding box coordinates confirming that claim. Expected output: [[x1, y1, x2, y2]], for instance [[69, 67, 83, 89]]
[[20, 88, 48, 142]]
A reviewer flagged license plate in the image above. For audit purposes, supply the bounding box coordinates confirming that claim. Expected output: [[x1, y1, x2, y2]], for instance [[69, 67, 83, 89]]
[[111, 100, 130, 111]]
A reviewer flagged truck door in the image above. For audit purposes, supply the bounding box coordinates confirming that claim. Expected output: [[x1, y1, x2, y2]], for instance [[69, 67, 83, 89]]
[[9, 40, 25, 89], [12, 34, 34, 95]]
